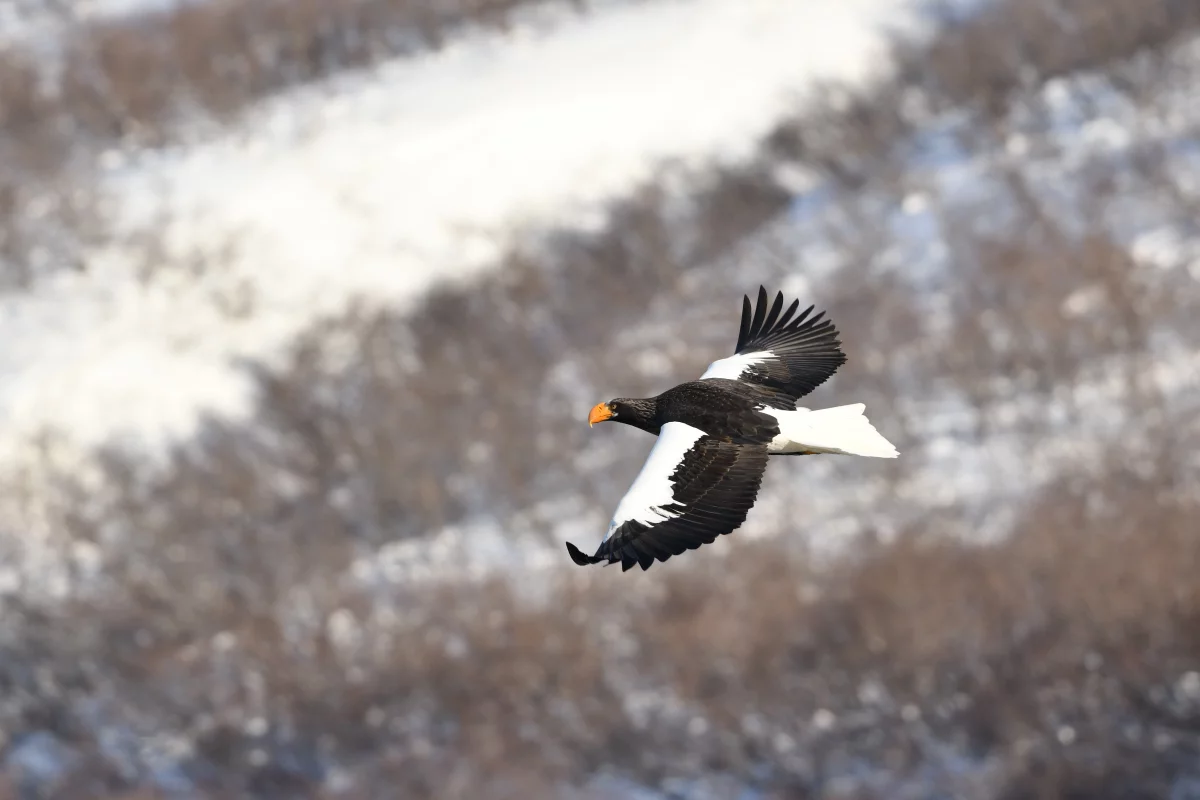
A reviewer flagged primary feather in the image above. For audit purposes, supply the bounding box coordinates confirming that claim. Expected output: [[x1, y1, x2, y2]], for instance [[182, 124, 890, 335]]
[[702, 286, 847, 403]]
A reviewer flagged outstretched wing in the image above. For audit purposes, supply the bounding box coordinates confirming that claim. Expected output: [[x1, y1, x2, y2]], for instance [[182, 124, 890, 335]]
[[700, 286, 846, 403], [566, 422, 769, 572]]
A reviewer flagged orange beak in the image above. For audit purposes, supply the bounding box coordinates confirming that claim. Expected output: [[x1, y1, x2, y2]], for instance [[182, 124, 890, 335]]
[[588, 402, 613, 427]]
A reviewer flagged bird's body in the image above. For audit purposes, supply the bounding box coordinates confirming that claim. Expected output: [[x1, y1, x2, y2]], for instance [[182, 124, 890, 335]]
[[599, 379, 784, 440], [568, 287, 898, 572]]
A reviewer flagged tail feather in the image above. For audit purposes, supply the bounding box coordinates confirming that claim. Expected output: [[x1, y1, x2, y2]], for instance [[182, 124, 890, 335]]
[[765, 403, 899, 458]]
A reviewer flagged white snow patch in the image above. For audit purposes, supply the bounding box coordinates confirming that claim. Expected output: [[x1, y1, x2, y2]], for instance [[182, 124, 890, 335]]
[[1061, 285, 1105, 318]]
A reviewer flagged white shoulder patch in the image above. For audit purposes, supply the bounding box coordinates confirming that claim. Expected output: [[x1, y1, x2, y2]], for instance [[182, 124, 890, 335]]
[[699, 350, 772, 381], [604, 421, 707, 540]]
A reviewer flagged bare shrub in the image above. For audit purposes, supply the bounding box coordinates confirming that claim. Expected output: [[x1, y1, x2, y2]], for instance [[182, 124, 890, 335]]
[[906, 0, 1200, 116]]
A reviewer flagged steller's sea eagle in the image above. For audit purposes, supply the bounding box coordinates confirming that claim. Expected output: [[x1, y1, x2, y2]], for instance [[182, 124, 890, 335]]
[[566, 287, 898, 572]]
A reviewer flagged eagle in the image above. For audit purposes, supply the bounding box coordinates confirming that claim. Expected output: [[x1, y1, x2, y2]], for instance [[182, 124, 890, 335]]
[[566, 287, 897, 572]]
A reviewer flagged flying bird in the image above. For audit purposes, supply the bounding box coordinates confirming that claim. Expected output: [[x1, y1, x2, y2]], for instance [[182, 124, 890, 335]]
[[566, 287, 897, 572]]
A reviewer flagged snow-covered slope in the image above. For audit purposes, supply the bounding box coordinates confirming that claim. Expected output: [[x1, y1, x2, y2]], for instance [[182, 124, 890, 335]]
[[0, 0, 911, 471]]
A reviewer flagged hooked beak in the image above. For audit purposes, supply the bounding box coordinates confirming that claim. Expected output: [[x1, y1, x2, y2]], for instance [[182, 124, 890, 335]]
[[588, 402, 613, 427]]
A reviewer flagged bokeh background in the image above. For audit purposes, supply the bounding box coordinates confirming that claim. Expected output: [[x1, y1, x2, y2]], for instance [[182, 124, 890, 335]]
[[1, 0, 1199, 797]]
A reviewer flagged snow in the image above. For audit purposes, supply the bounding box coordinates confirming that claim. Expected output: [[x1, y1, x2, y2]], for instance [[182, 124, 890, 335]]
[[0, 0, 912, 472]]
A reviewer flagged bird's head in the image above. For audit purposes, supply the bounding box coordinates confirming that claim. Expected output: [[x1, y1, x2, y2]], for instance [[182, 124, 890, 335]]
[[588, 398, 656, 430]]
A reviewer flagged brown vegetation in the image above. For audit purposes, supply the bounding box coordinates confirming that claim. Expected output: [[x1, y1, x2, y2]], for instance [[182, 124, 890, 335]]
[[2, 0, 1200, 796]]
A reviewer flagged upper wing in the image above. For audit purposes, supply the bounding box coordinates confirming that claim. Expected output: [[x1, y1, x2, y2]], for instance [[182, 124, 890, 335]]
[[700, 286, 846, 402], [565, 422, 769, 572]]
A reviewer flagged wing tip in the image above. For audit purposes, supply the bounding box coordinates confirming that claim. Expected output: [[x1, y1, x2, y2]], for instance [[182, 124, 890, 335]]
[[738, 289, 840, 346], [567, 540, 662, 572], [565, 541, 600, 566]]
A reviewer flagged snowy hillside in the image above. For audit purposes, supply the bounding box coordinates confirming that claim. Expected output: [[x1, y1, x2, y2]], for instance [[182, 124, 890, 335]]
[[0, 0, 911, 474], [1, 1, 1199, 796]]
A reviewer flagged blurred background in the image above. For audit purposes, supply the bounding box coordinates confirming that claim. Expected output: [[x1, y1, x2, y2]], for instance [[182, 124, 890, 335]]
[[0, 0, 1198, 797]]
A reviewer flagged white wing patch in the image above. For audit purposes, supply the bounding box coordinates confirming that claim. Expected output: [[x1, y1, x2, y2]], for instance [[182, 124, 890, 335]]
[[604, 421, 706, 541], [699, 350, 772, 381]]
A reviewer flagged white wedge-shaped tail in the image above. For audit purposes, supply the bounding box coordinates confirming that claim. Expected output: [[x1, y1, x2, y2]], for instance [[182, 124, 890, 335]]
[[761, 403, 899, 458]]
